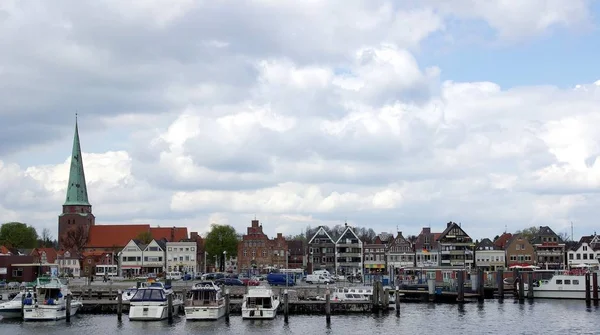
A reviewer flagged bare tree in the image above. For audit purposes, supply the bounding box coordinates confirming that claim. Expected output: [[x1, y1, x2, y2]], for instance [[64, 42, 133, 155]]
[[60, 225, 87, 251]]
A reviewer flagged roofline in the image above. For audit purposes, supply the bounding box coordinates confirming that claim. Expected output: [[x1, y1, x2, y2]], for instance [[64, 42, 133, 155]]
[[335, 226, 362, 244], [308, 226, 334, 244]]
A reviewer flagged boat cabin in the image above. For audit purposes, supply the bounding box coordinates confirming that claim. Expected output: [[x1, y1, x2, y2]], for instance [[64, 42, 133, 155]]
[[245, 289, 277, 309], [130, 288, 167, 302], [187, 282, 223, 307]]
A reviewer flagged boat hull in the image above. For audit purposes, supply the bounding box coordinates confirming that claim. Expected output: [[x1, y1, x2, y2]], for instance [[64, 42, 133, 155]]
[[184, 305, 226, 320], [0, 308, 22, 319], [241, 302, 279, 320], [533, 290, 588, 299], [129, 302, 182, 321], [23, 303, 81, 321]]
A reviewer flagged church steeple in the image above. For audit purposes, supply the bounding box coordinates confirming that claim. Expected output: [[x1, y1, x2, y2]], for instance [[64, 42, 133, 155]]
[[64, 116, 90, 206]]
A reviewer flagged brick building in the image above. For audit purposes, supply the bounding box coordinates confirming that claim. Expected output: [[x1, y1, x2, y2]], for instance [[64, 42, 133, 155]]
[[237, 219, 288, 275]]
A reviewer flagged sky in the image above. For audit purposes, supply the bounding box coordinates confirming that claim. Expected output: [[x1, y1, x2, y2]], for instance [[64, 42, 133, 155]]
[[1, 0, 600, 242]]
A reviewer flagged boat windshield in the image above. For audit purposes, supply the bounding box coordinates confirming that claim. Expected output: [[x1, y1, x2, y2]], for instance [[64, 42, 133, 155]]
[[130, 289, 166, 302]]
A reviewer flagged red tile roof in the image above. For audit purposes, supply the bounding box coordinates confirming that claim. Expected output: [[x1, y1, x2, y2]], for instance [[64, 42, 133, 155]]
[[150, 227, 188, 242], [86, 224, 151, 248], [86, 225, 189, 248], [31, 248, 58, 263], [0, 245, 11, 255], [494, 233, 513, 249]]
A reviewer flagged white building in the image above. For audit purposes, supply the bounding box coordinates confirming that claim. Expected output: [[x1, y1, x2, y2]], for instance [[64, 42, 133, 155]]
[[119, 239, 166, 277], [56, 250, 81, 277], [568, 235, 600, 268], [166, 241, 197, 274], [474, 238, 505, 271]]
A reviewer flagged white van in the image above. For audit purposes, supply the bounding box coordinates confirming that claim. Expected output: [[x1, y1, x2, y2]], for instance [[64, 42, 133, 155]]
[[166, 271, 182, 280], [306, 274, 334, 284]]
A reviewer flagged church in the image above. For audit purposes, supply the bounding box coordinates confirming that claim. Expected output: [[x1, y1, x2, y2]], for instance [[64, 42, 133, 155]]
[[57, 118, 196, 253]]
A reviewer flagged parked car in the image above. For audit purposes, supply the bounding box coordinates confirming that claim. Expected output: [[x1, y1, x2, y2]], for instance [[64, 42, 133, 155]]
[[182, 273, 193, 281], [267, 273, 295, 286], [194, 273, 203, 280], [306, 274, 333, 284], [6, 282, 20, 289], [239, 276, 260, 286], [0, 281, 6, 289], [215, 278, 245, 286]]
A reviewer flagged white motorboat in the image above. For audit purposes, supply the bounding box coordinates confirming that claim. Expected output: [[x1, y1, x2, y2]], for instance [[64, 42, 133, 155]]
[[523, 274, 598, 299], [184, 281, 226, 320], [0, 291, 26, 318], [241, 286, 279, 319], [114, 282, 155, 302], [128, 285, 183, 321], [23, 276, 82, 321]]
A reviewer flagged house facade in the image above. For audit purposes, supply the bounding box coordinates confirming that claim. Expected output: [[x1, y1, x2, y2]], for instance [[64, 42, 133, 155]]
[[567, 234, 600, 268], [118, 239, 165, 277], [437, 222, 474, 269], [475, 238, 505, 271], [287, 240, 305, 269], [505, 234, 535, 267], [237, 220, 289, 275], [387, 231, 414, 272], [363, 242, 387, 275], [166, 241, 197, 274], [531, 226, 565, 269], [335, 224, 363, 275], [56, 250, 81, 277], [308, 226, 336, 274], [414, 227, 440, 267]]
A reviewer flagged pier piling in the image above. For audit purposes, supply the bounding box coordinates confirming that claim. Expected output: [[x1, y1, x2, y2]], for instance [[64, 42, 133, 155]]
[[66, 294, 72, 322], [585, 273, 591, 305], [527, 273, 534, 300], [383, 287, 390, 306], [325, 289, 331, 324], [457, 271, 464, 303], [117, 290, 123, 322], [225, 289, 230, 321], [167, 294, 173, 323], [477, 269, 484, 302], [395, 286, 400, 316], [497, 269, 504, 300], [88, 288, 92, 299], [284, 289, 289, 322], [20, 291, 25, 319], [593, 272, 599, 305], [518, 273, 524, 304]]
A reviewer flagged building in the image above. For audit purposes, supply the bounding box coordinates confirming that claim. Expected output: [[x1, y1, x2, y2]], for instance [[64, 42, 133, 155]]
[[414, 227, 440, 267], [363, 241, 386, 275], [287, 240, 305, 269], [387, 231, 415, 273], [335, 223, 363, 275], [307, 226, 336, 274], [166, 241, 197, 274], [505, 234, 535, 268], [494, 233, 513, 249], [57, 118, 189, 252], [30, 248, 58, 275], [81, 251, 115, 278], [271, 233, 288, 270], [437, 222, 474, 269], [118, 239, 166, 277], [56, 250, 81, 277], [531, 226, 565, 269], [567, 234, 600, 268], [187, 232, 206, 273], [0, 255, 38, 282], [237, 220, 288, 274], [474, 238, 505, 271]]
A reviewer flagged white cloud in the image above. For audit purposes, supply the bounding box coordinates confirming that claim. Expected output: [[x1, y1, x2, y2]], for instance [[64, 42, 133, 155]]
[[0, 0, 599, 241]]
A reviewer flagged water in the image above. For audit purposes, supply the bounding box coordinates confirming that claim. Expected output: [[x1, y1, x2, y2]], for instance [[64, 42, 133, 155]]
[[2, 300, 598, 335]]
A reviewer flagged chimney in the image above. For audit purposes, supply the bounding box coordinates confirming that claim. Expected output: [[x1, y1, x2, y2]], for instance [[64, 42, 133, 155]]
[[251, 220, 259, 228], [171, 226, 175, 241], [277, 233, 282, 239], [191, 232, 199, 240], [397, 231, 403, 238], [423, 227, 431, 234]]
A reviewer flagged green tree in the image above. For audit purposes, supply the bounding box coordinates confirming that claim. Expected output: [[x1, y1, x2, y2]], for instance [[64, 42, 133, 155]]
[[205, 224, 238, 271], [0, 222, 39, 248], [515, 226, 540, 241], [136, 231, 153, 244]]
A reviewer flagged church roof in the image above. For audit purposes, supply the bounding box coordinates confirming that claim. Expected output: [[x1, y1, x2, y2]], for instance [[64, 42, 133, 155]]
[[64, 118, 90, 206]]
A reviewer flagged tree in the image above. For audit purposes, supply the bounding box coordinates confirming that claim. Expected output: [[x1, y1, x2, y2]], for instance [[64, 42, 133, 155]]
[[60, 225, 87, 251], [37, 228, 55, 248], [136, 231, 153, 244], [558, 231, 571, 242], [205, 224, 238, 272], [0, 222, 38, 249], [515, 226, 540, 240]]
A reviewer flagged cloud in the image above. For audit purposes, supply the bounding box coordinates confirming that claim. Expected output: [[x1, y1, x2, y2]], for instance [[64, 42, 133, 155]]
[[0, 0, 598, 241]]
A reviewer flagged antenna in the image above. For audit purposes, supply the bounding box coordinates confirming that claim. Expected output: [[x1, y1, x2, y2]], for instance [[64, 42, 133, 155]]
[[504, 224, 507, 234], [571, 221, 574, 241]]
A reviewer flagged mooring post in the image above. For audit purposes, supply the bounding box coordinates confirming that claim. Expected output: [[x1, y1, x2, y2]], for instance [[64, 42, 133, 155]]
[[383, 287, 390, 307], [117, 290, 123, 321], [395, 286, 400, 316], [21, 292, 26, 319], [325, 289, 331, 324], [225, 289, 230, 321], [66, 294, 72, 322], [284, 289, 289, 322], [497, 269, 504, 299], [518, 273, 525, 304], [167, 294, 174, 323], [457, 271, 464, 303], [88, 288, 92, 299], [592, 272, 598, 304], [585, 273, 591, 305], [527, 272, 534, 300], [477, 269, 484, 302]]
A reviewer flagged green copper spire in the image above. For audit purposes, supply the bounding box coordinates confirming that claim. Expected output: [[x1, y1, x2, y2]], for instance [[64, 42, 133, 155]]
[[64, 116, 90, 206]]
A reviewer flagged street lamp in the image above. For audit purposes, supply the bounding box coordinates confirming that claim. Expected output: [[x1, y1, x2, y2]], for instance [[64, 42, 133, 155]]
[[223, 251, 227, 272], [214, 255, 218, 272]]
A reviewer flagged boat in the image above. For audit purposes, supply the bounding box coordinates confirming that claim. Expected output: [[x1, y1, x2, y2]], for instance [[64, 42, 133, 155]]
[[23, 276, 82, 321], [318, 286, 397, 303], [241, 286, 279, 319], [523, 273, 599, 299], [0, 291, 26, 318], [114, 282, 153, 301], [184, 281, 226, 320], [128, 284, 183, 321]]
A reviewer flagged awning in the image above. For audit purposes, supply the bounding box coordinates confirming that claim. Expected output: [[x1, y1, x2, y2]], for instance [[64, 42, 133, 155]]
[[364, 264, 385, 269]]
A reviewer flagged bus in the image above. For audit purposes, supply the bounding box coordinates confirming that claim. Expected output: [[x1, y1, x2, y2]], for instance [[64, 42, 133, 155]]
[[95, 265, 118, 277]]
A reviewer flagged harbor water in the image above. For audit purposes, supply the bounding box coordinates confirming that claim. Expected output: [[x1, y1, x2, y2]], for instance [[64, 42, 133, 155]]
[[1, 300, 597, 334]]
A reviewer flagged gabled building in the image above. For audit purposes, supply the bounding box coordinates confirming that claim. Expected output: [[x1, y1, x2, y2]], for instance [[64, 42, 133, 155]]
[[437, 222, 474, 269], [307, 226, 336, 274], [81, 250, 115, 278], [414, 227, 440, 267], [505, 234, 535, 268], [56, 250, 81, 277], [237, 220, 289, 275], [335, 223, 363, 275], [494, 233, 513, 249], [531, 226, 565, 269], [119, 240, 144, 278], [118, 239, 166, 277], [387, 231, 414, 272], [567, 234, 600, 268], [474, 238, 505, 271]]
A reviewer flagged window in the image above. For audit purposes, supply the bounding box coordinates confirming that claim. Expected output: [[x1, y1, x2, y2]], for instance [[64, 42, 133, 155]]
[[191, 247, 195, 251], [168, 247, 172, 251], [556, 280, 563, 284], [12, 268, 23, 277], [569, 254, 574, 260], [564, 280, 571, 285], [573, 280, 580, 285], [87, 259, 92, 264]]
